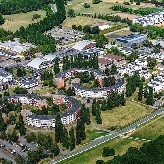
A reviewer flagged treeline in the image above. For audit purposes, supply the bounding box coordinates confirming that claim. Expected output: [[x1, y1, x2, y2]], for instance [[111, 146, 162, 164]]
[[62, 54, 99, 70], [111, 5, 162, 16], [79, 13, 132, 26], [130, 23, 164, 39], [0, 0, 53, 15], [133, 0, 164, 7], [91, 92, 125, 124], [97, 14, 132, 26]]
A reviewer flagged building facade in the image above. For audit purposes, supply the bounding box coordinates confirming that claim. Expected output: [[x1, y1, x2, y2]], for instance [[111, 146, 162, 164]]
[[132, 11, 164, 27], [26, 96, 80, 128]]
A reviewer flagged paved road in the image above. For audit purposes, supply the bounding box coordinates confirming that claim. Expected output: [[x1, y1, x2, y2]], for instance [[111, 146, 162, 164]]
[[48, 107, 164, 164], [0, 148, 16, 164], [0, 139, 27, 157]]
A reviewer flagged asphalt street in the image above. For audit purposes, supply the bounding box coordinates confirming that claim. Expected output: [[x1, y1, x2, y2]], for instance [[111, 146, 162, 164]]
[[48, 107, 164, 164], [0, 148, 16, 164]]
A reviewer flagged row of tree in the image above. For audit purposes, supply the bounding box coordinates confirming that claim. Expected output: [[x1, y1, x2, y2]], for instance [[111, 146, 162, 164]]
[[130, 24, 164, 39], [61, 54, 99, 71], [72, 25, 100, 34], [111, 5, 162, 16], [91, 92, 126, 124], [54, 103, 91, 149], [0, 0, 53, 15]]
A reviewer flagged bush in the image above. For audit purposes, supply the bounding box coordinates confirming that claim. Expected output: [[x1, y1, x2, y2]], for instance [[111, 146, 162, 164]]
[[92, 0, 101, 4], [123, 1, 130, 5], [83, 3, 90, 8], [102, 147, 115, 157], [96, 160, 104, 164], [32, 13, 41, 21]]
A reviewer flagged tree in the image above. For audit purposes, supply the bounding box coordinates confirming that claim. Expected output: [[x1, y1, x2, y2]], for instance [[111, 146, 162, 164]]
[[91, 26, 100, 34], [147, 57, 157, 70], [49, 143, 60, 157], [0, 13, 4, 25], [83, 25, 91, 34], [0, 113, 7, 132], [110, 64, 117, 75], [16, 68, 26, 77], [55, 114, 64, 143], [14, 87, 28, 94], [76, 118, 86, 145], [69, 127, 75, 150], [102, 147, 115, 157], [32, 13, 41, 20], [146, 87, 154, 105], [18, 124, 26, 136], [53, 58, 60, 74], [25, 132, 36, 143], [7, 129, 19, 142], [67, 9, 76, 17], [61, 127, 69, 149], [96, 160, 105, 164], [138, 81, 143, 101], [92, 0, 101, 4], [94, 34, 108, 47], [8, 114, 16, 125], [92, 99, 97, 116], [83, 3, 90, 8], [95, 104, 102, 124], [85, 107, 91, 125]]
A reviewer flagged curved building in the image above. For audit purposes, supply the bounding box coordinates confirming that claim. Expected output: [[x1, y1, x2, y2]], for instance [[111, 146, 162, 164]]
[[26, 96, 80, 128], [72, 79, 125, 98]]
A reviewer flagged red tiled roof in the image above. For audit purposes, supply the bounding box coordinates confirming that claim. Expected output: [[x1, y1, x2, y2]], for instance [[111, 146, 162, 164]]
[[103, 54, 124, 61], [98, 58, 113, 65]]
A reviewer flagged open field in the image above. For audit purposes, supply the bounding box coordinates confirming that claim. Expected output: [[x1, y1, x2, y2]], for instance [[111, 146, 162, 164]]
[[1, 10, 46, 32], [97, 100, 153, 129], [113, 12, 138, 20], [66, 1, 117, 15], [59, 138, 143, 164], [66, 0, 156, 16], [132, 116, 164, 139], [62, 16, 109, 28]]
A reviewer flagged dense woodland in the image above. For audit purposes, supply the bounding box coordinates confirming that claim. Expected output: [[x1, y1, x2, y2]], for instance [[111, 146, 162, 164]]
[[0, 0, 53, 15], [99, 135, 164, 164]]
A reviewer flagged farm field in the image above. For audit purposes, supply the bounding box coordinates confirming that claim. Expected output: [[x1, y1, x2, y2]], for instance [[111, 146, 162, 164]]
[[132, 116, 164, 139], [59, 138, 143, 164], [96, 100, 153, 130], [1, 10, 46, 32]]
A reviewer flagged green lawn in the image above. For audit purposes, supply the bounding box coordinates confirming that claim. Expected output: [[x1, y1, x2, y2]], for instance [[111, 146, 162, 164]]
[[59, 138, 143, 164], [132, 116, 164, 139], [97, 100, 153, 130], [1, 10, 46, 32]]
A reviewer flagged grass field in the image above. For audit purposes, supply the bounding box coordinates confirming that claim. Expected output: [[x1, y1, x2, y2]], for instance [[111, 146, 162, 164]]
[[96, 100, 153, 130], [59, 138, 143, 164], [132, 116, 164, 139], [66, 1, 117, 15], [1, 10, 46, 32], [62, 16, 109, 28]]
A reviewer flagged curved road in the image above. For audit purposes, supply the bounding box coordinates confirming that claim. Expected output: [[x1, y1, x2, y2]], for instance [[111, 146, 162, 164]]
[[48, 107, 164, 164]]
